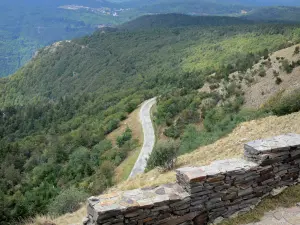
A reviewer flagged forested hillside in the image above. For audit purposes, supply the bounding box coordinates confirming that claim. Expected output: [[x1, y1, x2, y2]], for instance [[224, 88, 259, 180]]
[[120, 14, 252, 30], [1, 14, 300, 224], [120, 0, 252, 15], [2, 0, 300, 78], [243, 6, 300, 22], [0, 0, 131, 78]]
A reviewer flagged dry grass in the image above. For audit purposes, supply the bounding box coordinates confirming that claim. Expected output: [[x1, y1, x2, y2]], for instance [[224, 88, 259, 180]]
[[110, 105, 144, 182], [199, 44, 300, 109], [113, 111, 300, 191], [243, 44, 300, 109], [25, 215, 56, 225], [114, 148, 141, 183], [51, 207, 86, 225], [25, 207, 86, 225]]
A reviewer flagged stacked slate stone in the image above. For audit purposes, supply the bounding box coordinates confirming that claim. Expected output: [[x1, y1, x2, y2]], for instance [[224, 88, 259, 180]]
[[85, 134, 300, 225], [244, 133, 300, 188], [85, 183, 198, 225], [176, 133, 300, 224], [176, 159, 259, 224]]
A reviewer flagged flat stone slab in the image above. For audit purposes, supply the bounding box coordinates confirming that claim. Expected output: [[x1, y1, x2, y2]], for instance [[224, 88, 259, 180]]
[[88, 183, 189, 216], [245, 134, 300, 155], [176, 159, 257, 183], [244, 206, 300, 225]]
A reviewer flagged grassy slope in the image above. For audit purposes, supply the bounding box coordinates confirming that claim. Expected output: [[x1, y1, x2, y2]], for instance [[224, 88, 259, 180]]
[[108, 106, 144, 182], [114, 111, 300, 190]]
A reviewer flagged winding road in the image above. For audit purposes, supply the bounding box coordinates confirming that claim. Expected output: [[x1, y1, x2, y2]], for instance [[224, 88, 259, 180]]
[[129, 97, 157, 179]]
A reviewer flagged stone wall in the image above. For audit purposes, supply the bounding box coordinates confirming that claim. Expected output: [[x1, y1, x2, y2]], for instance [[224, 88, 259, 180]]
[[84, 134, 300, 225]]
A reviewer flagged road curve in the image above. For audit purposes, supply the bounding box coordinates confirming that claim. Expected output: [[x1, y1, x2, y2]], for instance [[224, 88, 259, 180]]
[[129, 97, 157, 179]]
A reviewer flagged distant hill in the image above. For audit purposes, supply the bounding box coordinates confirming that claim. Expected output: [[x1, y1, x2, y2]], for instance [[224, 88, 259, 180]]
[[237, 0, 300, 7], [120, 14, 252, 30], [130, 0, 252, 15], [243, 6, 300, 23], [4, 0, 300, 78]]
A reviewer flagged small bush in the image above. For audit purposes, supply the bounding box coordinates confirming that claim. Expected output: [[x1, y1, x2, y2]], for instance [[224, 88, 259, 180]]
[[164, 125, 181, 139], [282, 59, 294, 74], [105, 119, 120, 134], [258, 69, 266, 77], [265, 88, 300, 116], [209, 83, 219, 90], [48, 187, 88, 216], [273, 70, 279, 77], [294, 46, 300, 55], [146, 140, 179, 171], [262, 48, 269, 60], [275, 77, 283, 85], [116, 127, 132, 147]]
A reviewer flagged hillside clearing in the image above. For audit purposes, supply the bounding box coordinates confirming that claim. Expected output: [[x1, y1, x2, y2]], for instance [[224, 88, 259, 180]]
[[243, 44, 300, 108], [106, 106, 143, 146], [110, 105, 144, 182]]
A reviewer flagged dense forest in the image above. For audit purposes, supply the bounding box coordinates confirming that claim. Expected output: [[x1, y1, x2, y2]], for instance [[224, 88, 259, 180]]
[[2, 0, 300, 77], [0, 0, 133, 78], [1, 14, 300, 224]]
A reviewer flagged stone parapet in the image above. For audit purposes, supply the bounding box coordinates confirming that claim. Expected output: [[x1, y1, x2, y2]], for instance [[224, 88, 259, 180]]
[[85, 134, 300, 225]]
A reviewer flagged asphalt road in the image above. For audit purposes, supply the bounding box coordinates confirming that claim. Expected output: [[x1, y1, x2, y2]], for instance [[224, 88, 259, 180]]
[[129, 97, 156, 179]]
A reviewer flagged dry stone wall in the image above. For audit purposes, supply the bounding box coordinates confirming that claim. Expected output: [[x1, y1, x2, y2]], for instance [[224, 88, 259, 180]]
[[84, 133, 300, 225]]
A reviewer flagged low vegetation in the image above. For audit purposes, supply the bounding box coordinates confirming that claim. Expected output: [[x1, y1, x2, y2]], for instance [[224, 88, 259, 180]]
[[146, 140, 179, 171], [265, 88, 300, 116], [48, 187, 88, 216]]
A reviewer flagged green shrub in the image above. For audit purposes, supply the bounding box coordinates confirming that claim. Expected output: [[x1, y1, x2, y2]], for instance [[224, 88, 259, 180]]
[[116, 127, 132, 147], [48, 187, 88, 216], [262, 48, 269, 60], [282, 59, 294, 74], [105, 119, 120, 134], [266, 89, 300, 116], [164, 125, 181, 139], [146, 140, 179, 171], [273, 70, 279, 77], [209, 83, 220, 90], [275, 77, 283, 85], [294, 46, 300, 55], [258, 69, 266, 77], [179, 109, 268, 155], [89, 161, 115, 195]]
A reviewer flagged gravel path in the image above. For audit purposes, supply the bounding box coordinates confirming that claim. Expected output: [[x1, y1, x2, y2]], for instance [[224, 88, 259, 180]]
[[129, 97, 156, 179]]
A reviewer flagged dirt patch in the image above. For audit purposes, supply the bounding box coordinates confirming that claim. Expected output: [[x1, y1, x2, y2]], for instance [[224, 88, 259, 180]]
[[243, 44, 300, 109], [198, 44, 300, 109], [107, 106, 143, 146]]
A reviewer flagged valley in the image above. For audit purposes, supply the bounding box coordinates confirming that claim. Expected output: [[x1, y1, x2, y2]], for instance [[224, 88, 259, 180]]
[[2, 1, 300, 225]]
